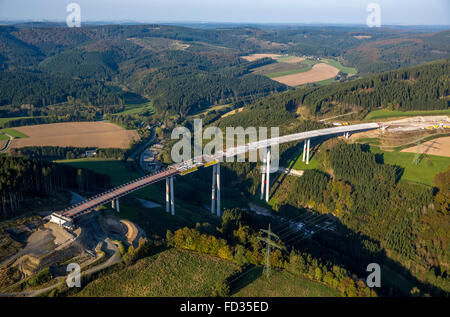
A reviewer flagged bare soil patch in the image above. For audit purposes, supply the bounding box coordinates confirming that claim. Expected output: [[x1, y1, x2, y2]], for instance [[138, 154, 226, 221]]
[[241, 54, 282, 62], [221, 107, 244, 118], [401, 136, 450, 157], [10, 122, 139, 149], [271, 63, 339, 86]]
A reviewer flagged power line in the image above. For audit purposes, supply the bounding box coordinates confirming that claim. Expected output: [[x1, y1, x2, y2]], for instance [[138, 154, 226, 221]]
[[258, 223, 284, 277], [277, 214, 329, 243]]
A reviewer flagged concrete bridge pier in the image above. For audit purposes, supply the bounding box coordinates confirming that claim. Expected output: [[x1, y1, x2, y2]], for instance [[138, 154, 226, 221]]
[[302, 140, 307, 162], [170, 176, 175, 215], [265, 147, 271, 203], [166, 177, 170, 213], [211, 164, 217, 215], [216, 164, 221, 217], [260, 147, 267, 200], [115, 199, 120, 212], [260, 147, 272, 203], [306, 139, 311, 165]]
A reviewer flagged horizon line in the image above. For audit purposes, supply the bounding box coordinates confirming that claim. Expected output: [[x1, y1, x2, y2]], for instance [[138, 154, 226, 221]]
[[1, 20, 449, 27]]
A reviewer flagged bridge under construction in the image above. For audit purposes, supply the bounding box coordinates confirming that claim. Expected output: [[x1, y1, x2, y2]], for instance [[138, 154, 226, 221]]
[[50, 122, 380, 227]]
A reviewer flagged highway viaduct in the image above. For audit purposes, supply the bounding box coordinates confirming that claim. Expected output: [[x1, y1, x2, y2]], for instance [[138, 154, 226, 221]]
[[50, 122, 380, 227]]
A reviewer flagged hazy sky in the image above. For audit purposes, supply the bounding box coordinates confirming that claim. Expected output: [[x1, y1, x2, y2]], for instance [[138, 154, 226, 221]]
[[0, 0, 449, 25]]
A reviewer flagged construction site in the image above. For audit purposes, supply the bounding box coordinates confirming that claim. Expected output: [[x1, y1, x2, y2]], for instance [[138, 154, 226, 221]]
[[351, 116, 450, 157]]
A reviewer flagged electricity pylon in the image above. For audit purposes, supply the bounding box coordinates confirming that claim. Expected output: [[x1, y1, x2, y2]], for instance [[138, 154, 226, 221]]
[[258, 224, 284, 278]]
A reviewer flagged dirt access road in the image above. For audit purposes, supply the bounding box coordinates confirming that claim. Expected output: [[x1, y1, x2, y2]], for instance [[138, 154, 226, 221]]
[[0, 132, 12, 152]]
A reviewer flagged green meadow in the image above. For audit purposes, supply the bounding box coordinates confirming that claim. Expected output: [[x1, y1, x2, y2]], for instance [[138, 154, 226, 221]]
[[370, 146, 450, 186], [75, 248, 237, 297], [365, 109, 450, 120], [55, 158, 139, 186], [232, 269, 341, 297], [0, 128, 29, 139], [322, 58, 357, 75]]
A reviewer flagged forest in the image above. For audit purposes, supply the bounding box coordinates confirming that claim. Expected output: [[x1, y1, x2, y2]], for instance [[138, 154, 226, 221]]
[[1, 24, 448, 123], [9, 146, 127, 161], [0, 71, 124, 117], [0, 156, 109, 217], [274, 142, 448, 294], [299, 59, 449, 116]]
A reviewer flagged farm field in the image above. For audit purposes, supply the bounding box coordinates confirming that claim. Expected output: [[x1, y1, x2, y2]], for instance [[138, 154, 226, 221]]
[[401, 136, 450, 157], [254, 62, 311, 78], [245, 54, 353, 86], [365, 109, 450, 120], [370, 146, 450, 186], [0, 128, 28, 139], [271, 63, 340, 87], [9, 122, 139, 150], [241, 53, 282, 62], [232, 269, 341, 297], [322, 58, 357, 75], [75, 248, 237, 297], [251, 56, 316, 78]]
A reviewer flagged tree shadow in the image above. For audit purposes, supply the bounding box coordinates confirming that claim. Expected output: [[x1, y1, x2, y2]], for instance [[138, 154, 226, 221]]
[[228, 265, 264, 296], [267, 204, 448, 297]]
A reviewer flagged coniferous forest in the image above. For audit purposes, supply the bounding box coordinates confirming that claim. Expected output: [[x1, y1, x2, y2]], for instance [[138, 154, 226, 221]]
[[0, 156, 109, 217]]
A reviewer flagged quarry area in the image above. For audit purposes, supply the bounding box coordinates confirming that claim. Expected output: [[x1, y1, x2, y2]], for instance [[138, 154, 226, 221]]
[[0, 204, 144, 296]]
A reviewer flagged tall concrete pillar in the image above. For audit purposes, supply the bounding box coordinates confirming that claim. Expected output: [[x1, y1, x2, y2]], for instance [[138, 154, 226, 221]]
[[302, 140, 307, 162], [170, 176, 175, 215], [211, 164, 217, 215], [115, 199, 120, 212], [216, 164, 221, 217], [260, 147, 267, 200], [265, 147, 271, 203], [165, 177, 170, 213], [306, 139, 311, 165]]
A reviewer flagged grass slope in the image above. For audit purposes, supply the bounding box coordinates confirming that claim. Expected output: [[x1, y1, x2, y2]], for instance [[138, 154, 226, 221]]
[[370, 146, 450, 186], [0, 128, 29, 139], [114, 101, 154, 116], [233, 269, 341, 297], [75, 248, 237, 297], [366, 109, 450, 120], [55, 158, 139, 186], [322, 58, 357, 75]]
